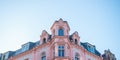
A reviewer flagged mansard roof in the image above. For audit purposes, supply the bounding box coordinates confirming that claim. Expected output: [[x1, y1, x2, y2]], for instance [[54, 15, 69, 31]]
[[81, 42, 101, 56], [1, 51, 15, 60], [3, 41, 40, 59], [69, 31, 101, 56]]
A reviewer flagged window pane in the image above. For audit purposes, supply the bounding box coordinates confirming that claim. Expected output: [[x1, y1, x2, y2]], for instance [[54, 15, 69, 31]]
[[62, 50, 64, 57], [58, 50, 61, 56], [58, 29, 64, 36], [58, 46, 65, 57], [58, 46, 61, 49], [61, 46, 64, 49]]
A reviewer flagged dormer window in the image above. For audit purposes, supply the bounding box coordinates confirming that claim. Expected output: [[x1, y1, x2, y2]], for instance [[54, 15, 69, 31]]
[[43, 38, 46, 43], [58, 29, 64, 36], [88, 45, 95, 53], [75, 39, 78, 44]]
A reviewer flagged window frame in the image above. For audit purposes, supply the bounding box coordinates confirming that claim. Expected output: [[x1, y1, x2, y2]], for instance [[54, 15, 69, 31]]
[[58, 29, 64, 36], [58, 45, 65, 57]]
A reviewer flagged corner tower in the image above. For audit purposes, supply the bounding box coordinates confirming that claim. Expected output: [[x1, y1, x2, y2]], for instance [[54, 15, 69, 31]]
[[50, 18, 71, 60], [50, 18, 70, 37]]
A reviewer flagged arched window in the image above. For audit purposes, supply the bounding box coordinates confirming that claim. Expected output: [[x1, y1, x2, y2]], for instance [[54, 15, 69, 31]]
[[75, 53, 79, 60], [41, 52, 46, 60], [43, 38, 46, 43], [58, 29, 64, 36], [58, 45, 64, 57], [75, 39, 78, 44]]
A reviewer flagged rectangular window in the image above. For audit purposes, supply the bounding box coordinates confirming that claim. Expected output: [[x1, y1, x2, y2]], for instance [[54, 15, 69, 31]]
[[58, 45, 64, 57]]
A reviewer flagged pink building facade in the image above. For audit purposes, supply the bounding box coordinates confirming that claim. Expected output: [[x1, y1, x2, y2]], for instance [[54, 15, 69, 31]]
[[2, 19, 103, 60]]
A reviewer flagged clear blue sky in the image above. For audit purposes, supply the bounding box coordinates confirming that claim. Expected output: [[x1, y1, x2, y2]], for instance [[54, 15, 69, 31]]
[[0, 0, 120, 59]]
